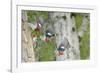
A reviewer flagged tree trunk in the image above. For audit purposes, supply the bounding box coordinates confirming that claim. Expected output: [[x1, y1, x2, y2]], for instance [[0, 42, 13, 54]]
[[21, 10, 35, 62], [50, 12, 80, 60]]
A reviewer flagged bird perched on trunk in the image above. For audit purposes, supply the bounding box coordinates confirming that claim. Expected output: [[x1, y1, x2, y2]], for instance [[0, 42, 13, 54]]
[[44, 30, 55, 42], [40, 30, 55, 42]]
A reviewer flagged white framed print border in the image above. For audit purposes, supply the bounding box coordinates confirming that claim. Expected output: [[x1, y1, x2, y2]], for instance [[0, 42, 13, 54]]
[[11, 1, 97, 73]]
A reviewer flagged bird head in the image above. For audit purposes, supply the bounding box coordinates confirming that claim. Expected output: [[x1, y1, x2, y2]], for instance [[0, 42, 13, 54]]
[[57, 45, 65, 55]]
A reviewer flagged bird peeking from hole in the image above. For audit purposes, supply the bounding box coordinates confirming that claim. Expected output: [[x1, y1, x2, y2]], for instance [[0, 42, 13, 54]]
[[56, 38, 71, 61], [57, 45, 65, 56], [55, 44, 67, 61]]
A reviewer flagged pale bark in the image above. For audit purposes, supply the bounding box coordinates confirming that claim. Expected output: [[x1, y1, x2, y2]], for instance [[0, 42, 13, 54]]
[[50, 12, 80, 60], [22, 11, 35, 62]]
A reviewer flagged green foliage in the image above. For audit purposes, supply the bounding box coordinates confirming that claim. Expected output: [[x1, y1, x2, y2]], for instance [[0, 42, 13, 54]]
[[35, 38, 56, 61], [27, 10, 56, 61], [80, 23, 90, 59], [27, 10, 48, 23], [74, 13, 83, 31], [73, 13, 90, 59]]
